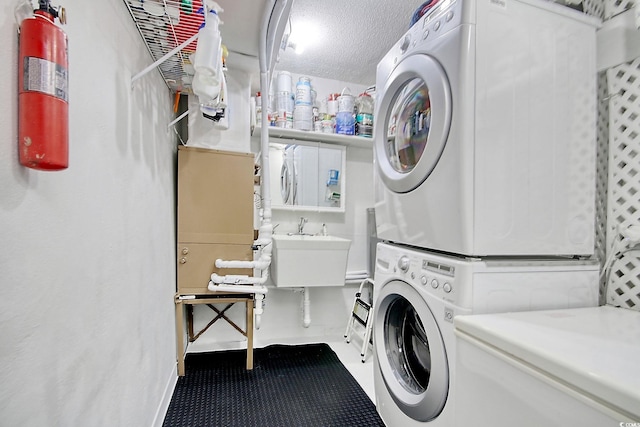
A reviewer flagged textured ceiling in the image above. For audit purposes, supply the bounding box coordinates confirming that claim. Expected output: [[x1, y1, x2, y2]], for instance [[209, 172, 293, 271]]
[[276, 0, 426, 85], [218, 0, 426, 85]]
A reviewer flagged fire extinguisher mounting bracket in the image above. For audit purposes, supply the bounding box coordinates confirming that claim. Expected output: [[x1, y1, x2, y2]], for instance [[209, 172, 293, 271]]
[[36, 0, 66, 25]]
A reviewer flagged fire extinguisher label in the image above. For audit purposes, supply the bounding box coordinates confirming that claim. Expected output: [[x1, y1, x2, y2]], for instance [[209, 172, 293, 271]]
[[23, 56, 68, 102]]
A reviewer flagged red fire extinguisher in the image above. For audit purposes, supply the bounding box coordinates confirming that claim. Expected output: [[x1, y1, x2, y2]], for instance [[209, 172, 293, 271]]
[[18, 0, 68, 171]]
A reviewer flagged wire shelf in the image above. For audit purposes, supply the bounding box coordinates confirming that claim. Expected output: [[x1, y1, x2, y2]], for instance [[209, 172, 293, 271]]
[[123, 0, 206, 93]]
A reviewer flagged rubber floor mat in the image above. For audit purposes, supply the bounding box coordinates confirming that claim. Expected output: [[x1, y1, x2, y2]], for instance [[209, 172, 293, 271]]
[[163, 343, 385, 427]]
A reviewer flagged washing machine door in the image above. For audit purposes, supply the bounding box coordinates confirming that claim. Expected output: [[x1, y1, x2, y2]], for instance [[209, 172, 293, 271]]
[[374, 280, 449, 422], [374, 54, 452, 194]]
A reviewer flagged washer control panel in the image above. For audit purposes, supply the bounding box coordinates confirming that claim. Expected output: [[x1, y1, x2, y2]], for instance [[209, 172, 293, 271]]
[[421, 258, 455, 298], [376, 0, 464, 93], [394, 0, 461, 60], [388, 248, 457, 304]]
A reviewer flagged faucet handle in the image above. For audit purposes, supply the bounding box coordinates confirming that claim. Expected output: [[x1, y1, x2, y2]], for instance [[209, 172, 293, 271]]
[[298, 217, 308, 234]]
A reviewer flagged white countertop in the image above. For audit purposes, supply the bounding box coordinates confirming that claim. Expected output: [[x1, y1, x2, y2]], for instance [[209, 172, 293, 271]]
[[455, 305, 640, 419]]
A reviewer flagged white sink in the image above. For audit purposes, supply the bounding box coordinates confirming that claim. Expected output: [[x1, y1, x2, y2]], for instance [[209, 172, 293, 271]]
[[270, 235, 351, 287]]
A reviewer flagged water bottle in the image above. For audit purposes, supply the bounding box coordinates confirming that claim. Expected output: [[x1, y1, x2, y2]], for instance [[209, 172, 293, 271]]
[[295, 77, 312, 105], [355, 93, 374, 137]]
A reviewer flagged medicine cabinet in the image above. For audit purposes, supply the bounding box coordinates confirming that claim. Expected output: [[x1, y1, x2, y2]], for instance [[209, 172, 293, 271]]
[[268, 141, 346, 212]]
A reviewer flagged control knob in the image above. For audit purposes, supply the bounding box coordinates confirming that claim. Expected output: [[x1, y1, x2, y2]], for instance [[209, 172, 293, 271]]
[[400, 34, 411, 53], [398, 256, 410, 272]]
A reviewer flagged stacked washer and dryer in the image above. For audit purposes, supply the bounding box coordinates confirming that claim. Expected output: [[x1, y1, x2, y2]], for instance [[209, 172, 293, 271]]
[[371, 0, 602, 426]]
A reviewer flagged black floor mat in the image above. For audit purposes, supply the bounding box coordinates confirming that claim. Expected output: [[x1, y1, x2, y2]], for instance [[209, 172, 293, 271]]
[[163, 343, 385, 427]]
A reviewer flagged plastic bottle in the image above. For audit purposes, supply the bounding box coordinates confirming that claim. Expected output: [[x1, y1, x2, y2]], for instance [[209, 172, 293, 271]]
[[255, 92, 262, 126], [327, 93, 340, 117], [293, 105, 312, 130], [355, 93, 374, 137], [335, 111, 355, 135], [295, 77, 312, 105], [293, 78, 313, 130], [193, 2, 224, 102], [194, 5, 223, 77], [277, 71, 292, 93]]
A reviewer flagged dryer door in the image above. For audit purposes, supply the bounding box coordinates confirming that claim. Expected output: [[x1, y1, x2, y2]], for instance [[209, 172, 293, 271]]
[[374, 54, 452, 194], [374, 279, 449, 422]]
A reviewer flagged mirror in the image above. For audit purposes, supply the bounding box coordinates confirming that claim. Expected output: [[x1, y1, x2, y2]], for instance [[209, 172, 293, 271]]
[[269, 141, 346, 212]]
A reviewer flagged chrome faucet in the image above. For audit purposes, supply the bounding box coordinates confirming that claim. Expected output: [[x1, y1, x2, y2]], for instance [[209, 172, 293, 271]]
[[298, 217, 308, 235]]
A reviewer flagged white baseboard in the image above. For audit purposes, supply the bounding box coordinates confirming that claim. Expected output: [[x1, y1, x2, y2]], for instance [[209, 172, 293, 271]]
[[151, 364, 178, 427]]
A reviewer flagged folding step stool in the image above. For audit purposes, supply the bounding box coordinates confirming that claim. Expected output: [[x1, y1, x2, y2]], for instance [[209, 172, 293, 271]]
[[344, 278, 374, 363]]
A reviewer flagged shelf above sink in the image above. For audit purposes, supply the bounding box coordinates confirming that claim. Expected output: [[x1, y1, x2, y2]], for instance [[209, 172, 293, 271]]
[[252, 126, 373, 149]]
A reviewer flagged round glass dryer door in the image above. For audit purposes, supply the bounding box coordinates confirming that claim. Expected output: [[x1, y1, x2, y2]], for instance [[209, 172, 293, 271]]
[[374, 54, 452, 193], [374, 280, 449, 422]]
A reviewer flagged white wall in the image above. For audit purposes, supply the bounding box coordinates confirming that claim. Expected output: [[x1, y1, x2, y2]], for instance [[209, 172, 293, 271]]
[[0, 1, 176, 426], [192, 73, 376, 348]]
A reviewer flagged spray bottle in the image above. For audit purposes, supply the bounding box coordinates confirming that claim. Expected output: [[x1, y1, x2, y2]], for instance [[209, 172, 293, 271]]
[[192, 1, 224, 102]]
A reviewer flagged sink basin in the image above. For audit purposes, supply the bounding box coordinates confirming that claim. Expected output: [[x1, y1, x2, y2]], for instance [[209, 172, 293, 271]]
[[270, 235, 351, 287]]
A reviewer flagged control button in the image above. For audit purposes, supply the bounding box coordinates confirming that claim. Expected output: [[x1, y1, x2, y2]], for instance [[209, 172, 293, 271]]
[[411, 272, 415, 279], [398, 256, 410, 272], [446, 11, 454, 22], [443, 282, 452, 293], [431, 279, 439, 289], [420, 275, 428, 286], [434, 21, 441, 31], [423, 30, 429, 40], [400, 34, 411, 53], [444, 308, 454, 323]]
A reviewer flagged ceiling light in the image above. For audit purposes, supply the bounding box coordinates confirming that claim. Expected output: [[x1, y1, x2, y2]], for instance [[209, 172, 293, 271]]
[[287, 21, 320, 55]]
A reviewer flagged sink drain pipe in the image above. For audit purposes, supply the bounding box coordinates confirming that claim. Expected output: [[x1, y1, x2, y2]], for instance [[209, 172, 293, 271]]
[[302, 287, 311, 328]]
